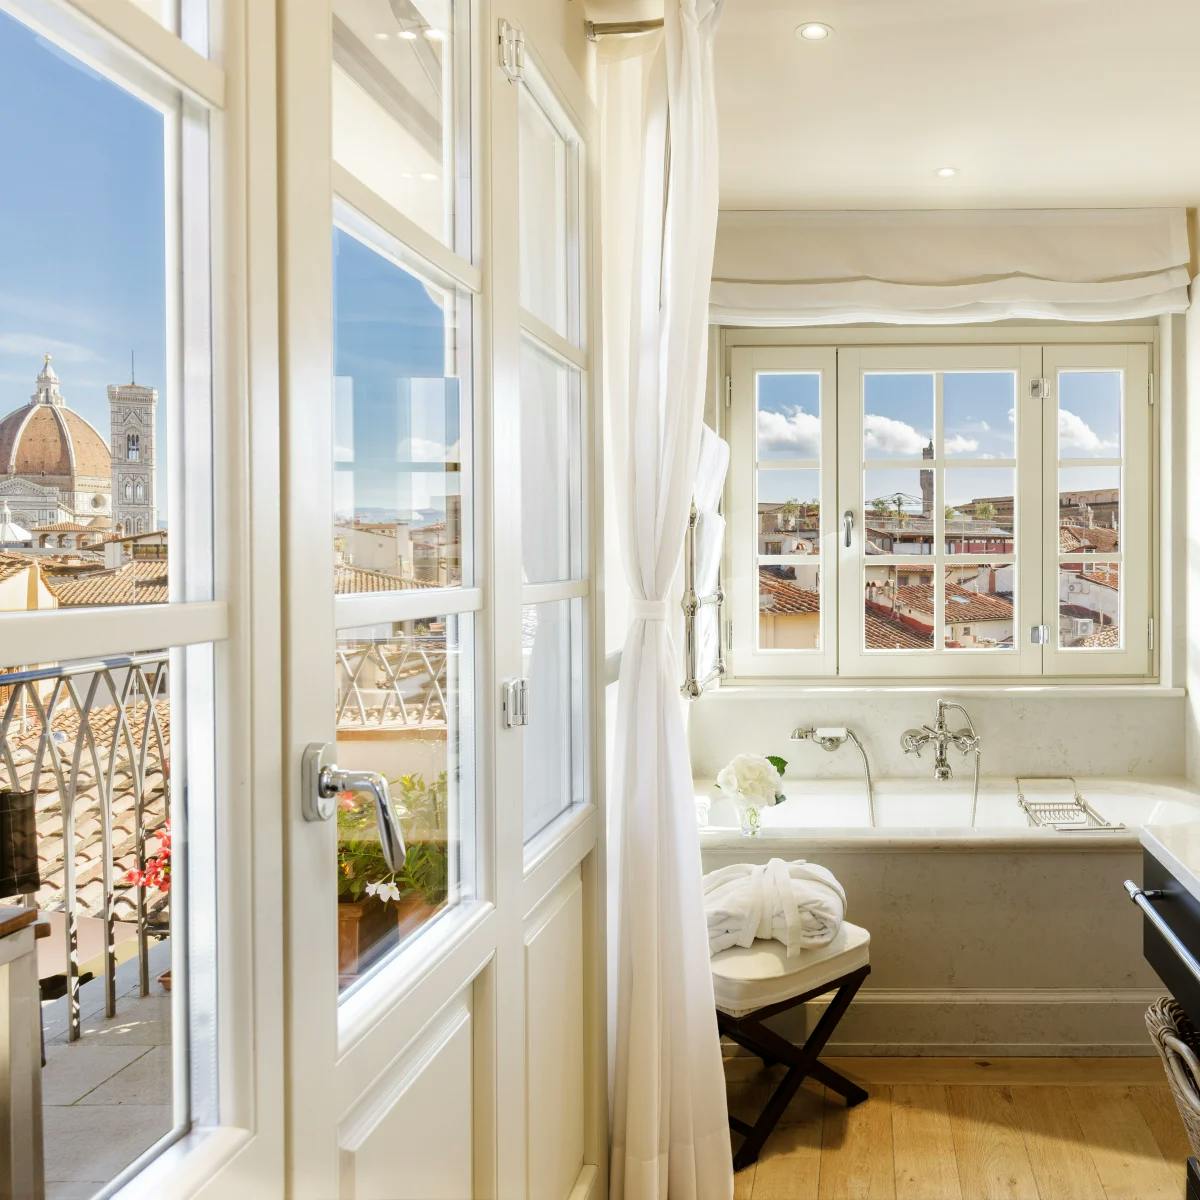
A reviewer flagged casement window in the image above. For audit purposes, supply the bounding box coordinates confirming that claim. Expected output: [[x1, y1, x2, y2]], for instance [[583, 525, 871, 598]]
[[728, 337, 1153, 680]]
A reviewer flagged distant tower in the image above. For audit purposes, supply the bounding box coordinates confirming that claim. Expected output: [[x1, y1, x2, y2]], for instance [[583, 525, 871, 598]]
[[108, 366, 158, 535], [920, 439, 934, 518]]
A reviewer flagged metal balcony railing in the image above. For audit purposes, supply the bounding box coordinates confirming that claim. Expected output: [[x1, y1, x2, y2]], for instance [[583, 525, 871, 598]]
[[336, 634, 449, 731], [0, 653, 169, 1041]]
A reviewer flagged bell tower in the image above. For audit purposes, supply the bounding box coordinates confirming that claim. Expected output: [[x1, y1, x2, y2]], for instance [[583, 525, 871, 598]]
[[108, 361, 158, 535], [920, 439, 934, 518]]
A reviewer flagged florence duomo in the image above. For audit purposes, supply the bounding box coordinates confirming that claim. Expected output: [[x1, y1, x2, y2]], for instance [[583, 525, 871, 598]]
[[0, 353, 158, 537]]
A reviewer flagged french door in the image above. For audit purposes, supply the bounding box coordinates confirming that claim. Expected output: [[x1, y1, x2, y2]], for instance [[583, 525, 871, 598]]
[[278, 2, 605, 1198]]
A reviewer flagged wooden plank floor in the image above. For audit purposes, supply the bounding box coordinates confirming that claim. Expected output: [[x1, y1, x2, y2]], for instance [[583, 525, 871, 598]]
[[726, 1057, 1191, 1200]]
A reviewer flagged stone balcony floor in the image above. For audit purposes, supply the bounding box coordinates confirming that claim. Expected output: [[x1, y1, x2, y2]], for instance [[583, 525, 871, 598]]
[[40, 939, 174, 1200]]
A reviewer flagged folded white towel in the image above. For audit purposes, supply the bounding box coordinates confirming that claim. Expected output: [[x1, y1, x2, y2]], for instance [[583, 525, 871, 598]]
[[704, 858, 846, 959]]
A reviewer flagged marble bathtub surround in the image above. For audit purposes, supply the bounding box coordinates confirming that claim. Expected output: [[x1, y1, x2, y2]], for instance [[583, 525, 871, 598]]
[[690, 688, 1185, 782], [701, 839, 1159, 1055]]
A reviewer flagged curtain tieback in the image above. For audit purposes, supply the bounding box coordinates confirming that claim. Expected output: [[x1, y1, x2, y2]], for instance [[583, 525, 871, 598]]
[[631, 598, 670, 622]]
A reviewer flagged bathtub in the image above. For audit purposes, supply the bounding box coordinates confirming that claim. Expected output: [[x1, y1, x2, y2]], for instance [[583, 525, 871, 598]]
[[697, 776, 1200, 845], [696, 775, 1200, 1056]]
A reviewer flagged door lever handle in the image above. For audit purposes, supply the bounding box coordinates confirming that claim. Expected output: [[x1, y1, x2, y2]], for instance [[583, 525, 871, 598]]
[[302, 742, 407, 872]]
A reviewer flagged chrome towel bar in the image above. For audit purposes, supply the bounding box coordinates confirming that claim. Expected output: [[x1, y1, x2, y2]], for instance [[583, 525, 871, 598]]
[[1125, 879, 1200, 989]]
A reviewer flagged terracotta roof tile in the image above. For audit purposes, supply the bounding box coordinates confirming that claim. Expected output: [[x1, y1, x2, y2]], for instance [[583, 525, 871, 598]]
[[758, 569, 820, 615], [44, 560, 168, 606]]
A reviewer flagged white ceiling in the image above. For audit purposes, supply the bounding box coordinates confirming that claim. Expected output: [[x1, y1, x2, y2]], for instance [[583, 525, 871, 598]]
[[711, 0, 1200, 209]]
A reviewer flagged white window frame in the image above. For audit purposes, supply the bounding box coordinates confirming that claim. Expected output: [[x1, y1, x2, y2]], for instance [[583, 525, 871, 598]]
[[0, 0, 287, 1195], [725, 329, 1156, 683], [507, 39, 593, 859], [727, 346, 837, 678]]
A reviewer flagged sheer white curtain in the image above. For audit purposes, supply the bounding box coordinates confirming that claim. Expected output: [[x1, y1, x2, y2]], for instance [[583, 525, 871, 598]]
[[600, 1, 732, 1197]]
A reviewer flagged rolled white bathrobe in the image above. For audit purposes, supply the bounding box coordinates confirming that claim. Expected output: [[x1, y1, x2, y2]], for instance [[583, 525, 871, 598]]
[[704, 858, 846, 959]]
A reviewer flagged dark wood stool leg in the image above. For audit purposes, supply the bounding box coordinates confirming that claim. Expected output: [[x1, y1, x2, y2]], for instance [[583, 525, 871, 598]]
[[724, 964, 870, 1170]]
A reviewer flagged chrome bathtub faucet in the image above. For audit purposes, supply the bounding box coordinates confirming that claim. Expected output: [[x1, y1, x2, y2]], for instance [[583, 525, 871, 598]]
[[791, 725, 876, 828], [901, 699, 982, 822]]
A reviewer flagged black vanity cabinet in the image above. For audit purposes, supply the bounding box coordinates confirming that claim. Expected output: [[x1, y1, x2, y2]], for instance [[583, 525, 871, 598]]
[[1135, 838, 1200, 1200]]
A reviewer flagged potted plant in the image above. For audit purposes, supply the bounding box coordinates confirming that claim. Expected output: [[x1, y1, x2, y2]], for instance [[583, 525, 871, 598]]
[[335, 772, 451, 979]]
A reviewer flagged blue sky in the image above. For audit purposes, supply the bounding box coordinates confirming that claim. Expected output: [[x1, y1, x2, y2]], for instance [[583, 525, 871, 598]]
[[0, 11, 167, 507], [333, 228, 460, 522], [758, 368, 1118, 512]]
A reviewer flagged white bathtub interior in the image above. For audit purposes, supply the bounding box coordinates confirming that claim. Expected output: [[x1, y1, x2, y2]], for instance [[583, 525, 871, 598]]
[[695, 777, 1200, 835]]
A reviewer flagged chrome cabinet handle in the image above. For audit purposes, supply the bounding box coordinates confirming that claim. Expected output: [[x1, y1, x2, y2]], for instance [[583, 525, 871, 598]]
[[303, 742, 407, 872], [843, 509, 854, 549], [1125, 880, 1200, 988]]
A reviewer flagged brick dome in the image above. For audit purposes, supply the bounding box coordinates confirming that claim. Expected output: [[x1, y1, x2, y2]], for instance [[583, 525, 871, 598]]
[[0, 403, 111, 481], [0, 357, 111, 484]]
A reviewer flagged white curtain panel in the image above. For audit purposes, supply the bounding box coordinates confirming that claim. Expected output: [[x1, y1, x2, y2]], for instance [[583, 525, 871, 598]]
[[711, 207, 1192, 325], [600, 0, 733, 1197]]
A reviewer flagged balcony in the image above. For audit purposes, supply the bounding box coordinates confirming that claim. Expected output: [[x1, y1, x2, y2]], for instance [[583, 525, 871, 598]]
[[0, 653, 175, 1197]]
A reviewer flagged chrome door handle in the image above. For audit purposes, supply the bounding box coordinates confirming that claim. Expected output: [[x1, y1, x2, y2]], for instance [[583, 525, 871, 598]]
[[302, 742, 407, 872], [843, 510, 854, 549]]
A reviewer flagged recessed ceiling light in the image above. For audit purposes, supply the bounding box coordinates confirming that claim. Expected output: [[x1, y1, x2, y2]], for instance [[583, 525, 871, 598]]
[[796, 22, 833, 40], [397, 29, 418, 40], [423, 27, 447, 41], [419, 172, 439, 181], [374, 32, 390, 40], [935, 166, 959, 178]]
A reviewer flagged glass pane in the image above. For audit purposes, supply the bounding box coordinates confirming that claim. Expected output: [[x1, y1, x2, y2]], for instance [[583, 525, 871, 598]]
[[0, 11, 179, 611], [520, 340, 580, 584], [518, 83, 570, 336], [944, 468, 1014, 554], [943, 371, 1016, 458], [757, 373, 820, 461], [864, 373, 933, 458], [335, 616, 469, 991], [863, 565, 934, 650], [333, 225, 467, 591], [1059, 466, 1120, 552], [758, 564, 820, 650], [1, 648, 216, 1192], [863, 468, 934, 555], [333, 0, 460, 250], [944, 564, 1015, 650], [758, 470, 820, 556], [522, 600, 582, 842], [1058, 562, 1120, 648], [1058, 370, 1122, 459]]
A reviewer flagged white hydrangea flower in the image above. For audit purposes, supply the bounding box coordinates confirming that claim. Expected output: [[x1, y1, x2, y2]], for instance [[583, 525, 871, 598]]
[[716, 753, 782, 806]]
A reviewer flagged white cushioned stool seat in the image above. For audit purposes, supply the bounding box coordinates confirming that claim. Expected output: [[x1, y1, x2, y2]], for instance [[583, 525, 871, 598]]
[[711, 922, 870, 1018]]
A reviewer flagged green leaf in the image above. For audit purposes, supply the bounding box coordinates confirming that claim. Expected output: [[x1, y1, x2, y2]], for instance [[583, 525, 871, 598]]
[[766, 755, 788, 777]]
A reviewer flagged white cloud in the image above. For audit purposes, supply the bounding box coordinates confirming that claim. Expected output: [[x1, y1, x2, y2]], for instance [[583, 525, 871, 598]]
[[402, 436, 461, 463], [757, 406, 821, 457], [0, 333, 98, 364], [1007, 408, 1015, 425], [944, 434, 979, 454], [1059, 409, 1118, 454], [863, 413, 928, 457]]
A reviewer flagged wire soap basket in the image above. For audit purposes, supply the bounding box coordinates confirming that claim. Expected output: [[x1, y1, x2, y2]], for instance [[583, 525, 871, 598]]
[[1015, 775, 1123, 831]]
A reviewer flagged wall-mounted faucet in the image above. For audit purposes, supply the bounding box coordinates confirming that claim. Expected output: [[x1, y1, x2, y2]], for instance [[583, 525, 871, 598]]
[[901, 699, 982, 822], [791, 725, 876, 828]]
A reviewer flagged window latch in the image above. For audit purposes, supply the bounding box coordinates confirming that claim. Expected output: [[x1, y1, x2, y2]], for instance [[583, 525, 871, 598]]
[[843, 509, 854, 549], [502, 678, 529, 727], [1030, 624, 1050, 645]]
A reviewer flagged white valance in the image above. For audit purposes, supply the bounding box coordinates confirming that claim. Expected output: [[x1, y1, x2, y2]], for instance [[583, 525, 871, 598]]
[[710, 208, 1192, 325]]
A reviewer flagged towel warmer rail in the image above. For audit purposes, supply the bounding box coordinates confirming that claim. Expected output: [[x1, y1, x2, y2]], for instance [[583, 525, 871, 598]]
[[681, 501, 725, 698]]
